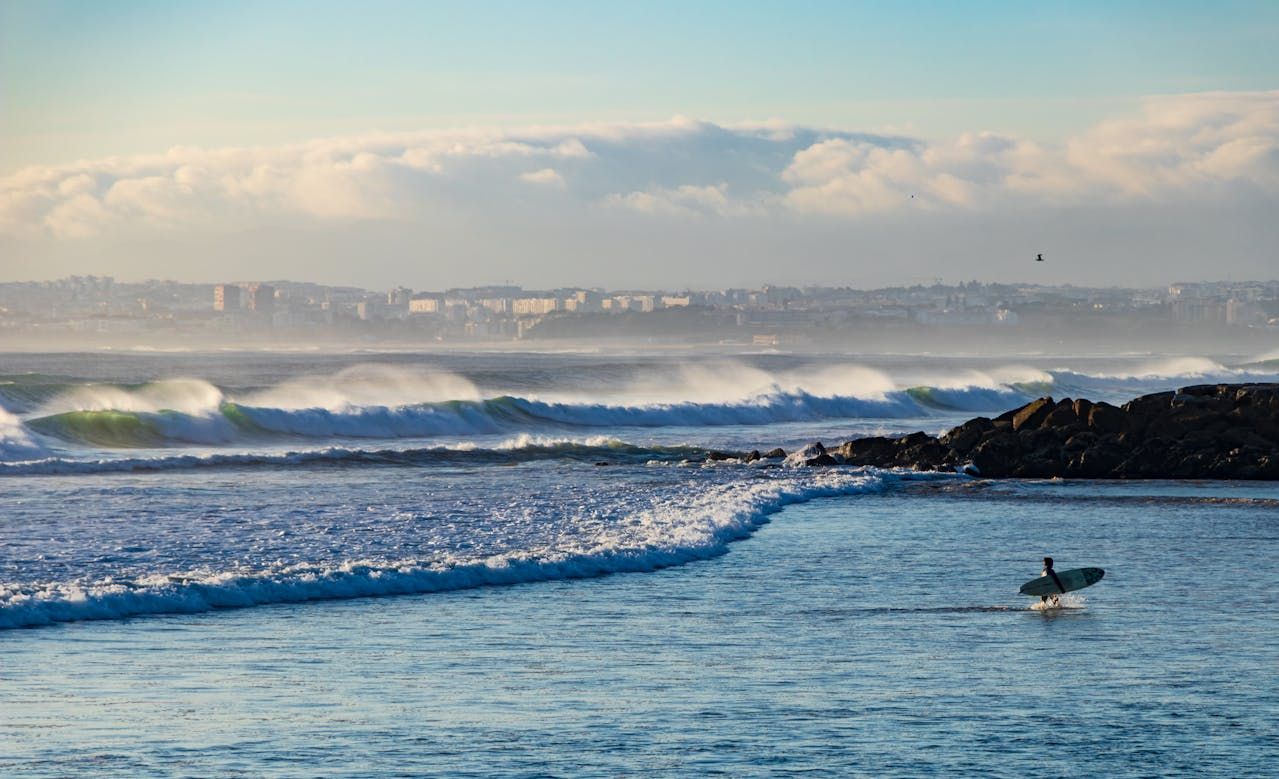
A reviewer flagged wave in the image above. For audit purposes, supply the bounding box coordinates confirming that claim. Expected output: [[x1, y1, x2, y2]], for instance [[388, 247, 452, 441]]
[[0, 469, 937, 629], [0, 437, 706, 476], [0, 407, 46, 460], [10, 358, 1279, 453], [18, 387, 1013, 449]]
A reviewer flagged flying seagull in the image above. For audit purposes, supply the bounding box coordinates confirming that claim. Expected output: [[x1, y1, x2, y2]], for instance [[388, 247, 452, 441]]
[[1035, 253, 1044, 262]]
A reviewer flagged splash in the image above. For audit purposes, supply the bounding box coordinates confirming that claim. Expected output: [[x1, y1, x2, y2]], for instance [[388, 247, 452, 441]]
[[0, 407, 46, 460], [1029, 592, 1087, 611], [240, 364, 481, 410], [1094, 356, 1229, 380], [39, 378, 225, 416]]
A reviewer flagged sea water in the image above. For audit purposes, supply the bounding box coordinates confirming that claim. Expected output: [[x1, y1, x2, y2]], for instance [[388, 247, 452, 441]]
[[2, 350, 1277, 776]]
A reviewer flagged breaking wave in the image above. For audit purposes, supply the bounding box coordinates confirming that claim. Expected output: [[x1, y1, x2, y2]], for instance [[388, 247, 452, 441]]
[[18, 388, 1012, 448], [0, 468, 929, 629], [8, 358, 1279, 453], [0, 407, 47, 460]]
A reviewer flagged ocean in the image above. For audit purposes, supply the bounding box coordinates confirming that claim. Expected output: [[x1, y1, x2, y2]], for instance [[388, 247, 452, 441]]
[[3, 348, 1278, 776]]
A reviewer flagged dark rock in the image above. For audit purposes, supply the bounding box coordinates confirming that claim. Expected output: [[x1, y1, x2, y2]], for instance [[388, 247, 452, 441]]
[[806, 453, 839, 467], [896, 431, 932, 448], [994, 407, 1019, 423], [1087, 402, 1126, 434], [828, 382, 1279, 480], [744, 450, 762, 463], [835, 436, 899, 465], [763, 448, 787, 459], [706, 451, 736, 461], [1237, 385, 1279, 405], [1066, 444, 1123, 478], [1012, 397, 1055, 431], [1063, 432, 1098, 454], [970, 435, 1020, 477], [1122, 391, 1175, 429], [1179, 384, 1225, 397], [940, 417, 992, 452]]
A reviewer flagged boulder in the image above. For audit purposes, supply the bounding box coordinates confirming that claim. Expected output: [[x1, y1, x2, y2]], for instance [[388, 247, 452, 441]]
[[970, 436, 1020, 477], [836, 436, 901, 465], [1012, 397, 1055, 431], [939, 417, 992, 452], [1087, 402, 1126, 434], [825, 383, 1279, 480], [1042, 401, 1083, 431], [786, 442, 828, 467]]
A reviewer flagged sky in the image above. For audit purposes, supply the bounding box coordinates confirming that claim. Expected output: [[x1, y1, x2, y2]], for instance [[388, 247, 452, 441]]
[[2, 0, 1277, 289]]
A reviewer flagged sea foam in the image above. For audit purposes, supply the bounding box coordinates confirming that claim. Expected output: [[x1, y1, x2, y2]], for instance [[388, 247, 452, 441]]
[[0, 468, 930, 629]]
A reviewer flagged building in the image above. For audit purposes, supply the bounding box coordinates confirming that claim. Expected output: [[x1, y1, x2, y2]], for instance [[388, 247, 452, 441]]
[[478, 297, 513, 314], [245, 284, 275, 313], [214, 284, 242, 311], [1171, 298, 1226, 323], [562, 290, 602, 312], [513, 297, 560, 316], [409, 295, 443, 314]]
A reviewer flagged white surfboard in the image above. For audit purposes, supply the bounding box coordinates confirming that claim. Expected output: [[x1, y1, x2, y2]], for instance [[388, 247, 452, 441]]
[[1019, 567, 1104, 597]]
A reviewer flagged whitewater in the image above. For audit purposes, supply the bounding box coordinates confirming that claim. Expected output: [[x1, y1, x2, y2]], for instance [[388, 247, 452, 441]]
[[3, 349, 1278, 632], [6, 348, 1279, 777]]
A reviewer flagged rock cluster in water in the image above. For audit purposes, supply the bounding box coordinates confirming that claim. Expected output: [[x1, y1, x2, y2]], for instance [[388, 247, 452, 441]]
[[726, 384, 1279, 480]]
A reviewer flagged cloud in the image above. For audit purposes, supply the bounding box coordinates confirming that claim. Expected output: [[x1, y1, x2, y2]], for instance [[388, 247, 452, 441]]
[[602, 183, 765, 218], [1, 92, 1276, 245], [518, 167, 565, 187], [782, 91, 1279, 216]]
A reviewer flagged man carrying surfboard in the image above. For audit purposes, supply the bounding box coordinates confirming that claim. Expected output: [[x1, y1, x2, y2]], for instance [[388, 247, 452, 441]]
[[1019, 561, 1105, 604], [1040, 557, 1064, 606]]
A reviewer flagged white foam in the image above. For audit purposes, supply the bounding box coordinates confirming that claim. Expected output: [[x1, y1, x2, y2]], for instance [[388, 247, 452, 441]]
[[239, 364, 481, 410], [0, 407, 46, 460], [40, 378, 225, 415], [0, 469, 930, 629], [1029, 592, 1087, 611], [1091, 356, 1229, 380]]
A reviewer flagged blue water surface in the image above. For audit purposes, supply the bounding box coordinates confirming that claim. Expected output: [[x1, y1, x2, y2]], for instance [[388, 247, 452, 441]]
[[4, 478, 1276, 777]]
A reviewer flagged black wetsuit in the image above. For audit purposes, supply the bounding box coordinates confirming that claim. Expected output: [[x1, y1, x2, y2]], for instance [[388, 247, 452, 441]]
[[1041, 565, 1065, 603]]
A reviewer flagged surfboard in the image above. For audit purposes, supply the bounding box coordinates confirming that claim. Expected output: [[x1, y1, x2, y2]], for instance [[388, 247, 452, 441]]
[[1019, 567, 1105, 596]]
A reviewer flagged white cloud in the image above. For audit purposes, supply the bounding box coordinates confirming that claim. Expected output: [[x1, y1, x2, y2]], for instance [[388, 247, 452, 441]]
[[603, 183, 765, 218], [1, 92, 1276, 243], [782, 91, 1279, 216], [519, 168, 565, 187]]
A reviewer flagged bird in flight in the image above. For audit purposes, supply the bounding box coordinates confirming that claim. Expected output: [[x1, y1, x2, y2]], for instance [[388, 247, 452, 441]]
[[1035, 253, 1044, 262]]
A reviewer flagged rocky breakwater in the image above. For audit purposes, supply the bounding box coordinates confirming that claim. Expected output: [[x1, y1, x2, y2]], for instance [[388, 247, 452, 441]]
[[829, 383, 1279, 480]]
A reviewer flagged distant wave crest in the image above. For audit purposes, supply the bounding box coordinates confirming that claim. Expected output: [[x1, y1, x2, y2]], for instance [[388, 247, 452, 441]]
[[17, 388, 1029, 450], [7, 358, 1279, 454]]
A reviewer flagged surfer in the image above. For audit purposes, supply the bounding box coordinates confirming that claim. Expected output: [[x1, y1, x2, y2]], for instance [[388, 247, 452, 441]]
[[1040, 557, 1063, 606]]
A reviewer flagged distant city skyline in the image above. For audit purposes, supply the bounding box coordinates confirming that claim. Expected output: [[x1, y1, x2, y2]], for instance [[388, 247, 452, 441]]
[[2, 2, 1277, 288]]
